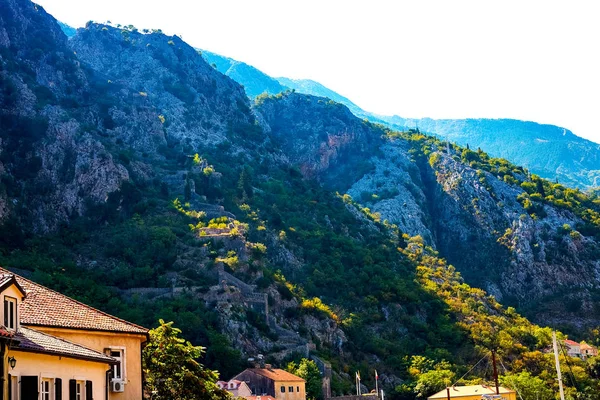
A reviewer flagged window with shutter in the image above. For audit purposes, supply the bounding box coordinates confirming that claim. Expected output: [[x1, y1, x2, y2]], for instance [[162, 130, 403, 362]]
[[69, 379, 77, 400], [86, 380, 93, 400], [3, 296, 17, 330], [20, 376, 39, 400], [56, 378, 63, 400]]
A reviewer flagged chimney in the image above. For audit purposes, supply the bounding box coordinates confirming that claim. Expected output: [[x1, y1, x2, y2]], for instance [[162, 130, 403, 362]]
[[265, 364, 272, 370]]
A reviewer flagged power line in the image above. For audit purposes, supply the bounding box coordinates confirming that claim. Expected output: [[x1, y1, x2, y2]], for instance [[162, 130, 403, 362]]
[[451, 353, 489, 387]]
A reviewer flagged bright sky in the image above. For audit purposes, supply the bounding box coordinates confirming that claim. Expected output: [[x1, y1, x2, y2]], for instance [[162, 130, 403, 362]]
[[37, 0, 600, 144]]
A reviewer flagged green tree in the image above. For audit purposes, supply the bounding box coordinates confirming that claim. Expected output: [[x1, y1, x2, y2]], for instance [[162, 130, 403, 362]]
[[500, 371, 553, 400], [287, 359, 323, 400], [143, 319, 230, 400], [413, 368, 455, 398]]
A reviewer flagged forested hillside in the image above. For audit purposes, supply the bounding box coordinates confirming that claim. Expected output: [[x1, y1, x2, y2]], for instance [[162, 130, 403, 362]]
[[2, 1, 600, 399]]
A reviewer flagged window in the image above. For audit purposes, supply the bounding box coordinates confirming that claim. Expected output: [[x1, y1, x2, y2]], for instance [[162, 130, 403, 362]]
[[297, 386, 300, 392], [41, 379, 52, 400], [4, 296, 16, 330], [289, 386, 294, 393], [110, 348, 125, 380], [280, 386, 285, 393], [76, 381, 82, 400]]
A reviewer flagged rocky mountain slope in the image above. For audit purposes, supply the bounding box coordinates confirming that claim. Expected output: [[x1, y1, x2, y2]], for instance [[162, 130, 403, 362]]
[[3, 2, 600, 399], [195, 49, 600, 190]]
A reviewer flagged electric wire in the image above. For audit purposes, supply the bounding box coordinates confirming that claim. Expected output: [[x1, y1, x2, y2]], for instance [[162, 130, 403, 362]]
[[498, 358, 525, 400], [450, 353, 489, 387]]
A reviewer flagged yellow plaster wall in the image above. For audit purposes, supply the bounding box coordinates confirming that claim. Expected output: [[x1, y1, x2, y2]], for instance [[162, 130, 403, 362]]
[[6, 350, 108, 399], [30, 327, 146, 400], [274, 380, 306, 400], [434, 394, 517, 400]]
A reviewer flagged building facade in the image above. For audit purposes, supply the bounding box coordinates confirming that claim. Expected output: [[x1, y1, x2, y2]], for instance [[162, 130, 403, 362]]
[[0, 268, 148, 400], [233, 367, 306, 400]]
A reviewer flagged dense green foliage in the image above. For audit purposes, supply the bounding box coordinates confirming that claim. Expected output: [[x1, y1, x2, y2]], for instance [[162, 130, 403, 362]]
[[286, 359, 323, 400], [143, 319, 230, 400]]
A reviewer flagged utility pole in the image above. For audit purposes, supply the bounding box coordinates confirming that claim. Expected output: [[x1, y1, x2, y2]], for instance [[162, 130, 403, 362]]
[[491, 350, 500, 395], [552, 331, 566, 400]]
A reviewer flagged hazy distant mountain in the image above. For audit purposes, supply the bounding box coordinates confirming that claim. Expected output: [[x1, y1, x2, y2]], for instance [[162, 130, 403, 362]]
[[385, 117, 600, 189], [202, 51, 600, 189], [200, 50, 287, 98]]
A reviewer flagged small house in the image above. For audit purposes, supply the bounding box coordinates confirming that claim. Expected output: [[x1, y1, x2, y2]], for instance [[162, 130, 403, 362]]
[[428, 385, 517, 400], [218, 379, 253, 398], [564, 339, 581, 358], [232, 365, 306, 400]]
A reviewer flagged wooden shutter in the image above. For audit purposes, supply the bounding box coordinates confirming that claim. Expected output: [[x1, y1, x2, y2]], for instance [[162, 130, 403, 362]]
[[55, 378, 63, 400], [20, 376, 39, 400], [69, 379, 77, 400], [85, 380, 93, 400]]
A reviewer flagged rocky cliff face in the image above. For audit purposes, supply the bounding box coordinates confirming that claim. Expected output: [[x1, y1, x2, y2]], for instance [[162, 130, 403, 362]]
[[256, 92, 383, 190], [0, 0, 127, 232], [253, 90, 600, 328]]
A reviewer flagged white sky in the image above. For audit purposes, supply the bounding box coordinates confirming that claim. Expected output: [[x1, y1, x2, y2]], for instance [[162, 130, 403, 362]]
[[37, 0, 600, 144]]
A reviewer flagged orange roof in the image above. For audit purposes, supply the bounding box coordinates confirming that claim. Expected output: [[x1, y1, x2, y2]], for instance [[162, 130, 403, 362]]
[[244, 368, 305, 382], [564, 339, 580, 346], [0, 267, 148, 335], [14, 327, 116, 364]]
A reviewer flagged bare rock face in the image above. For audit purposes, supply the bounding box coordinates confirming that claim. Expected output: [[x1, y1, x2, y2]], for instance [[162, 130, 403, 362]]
[[0, 0, 125, 231], [255, 92, 384, 190], [70, 23, 255, 152]]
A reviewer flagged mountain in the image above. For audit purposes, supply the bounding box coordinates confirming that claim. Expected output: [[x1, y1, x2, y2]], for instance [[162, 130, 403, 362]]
[[384, 117, 600, 189], [200, 50, 600, 190], [3, 1, 600, 398], [57, 21, 76, 38], [201, 49, 288, 98]]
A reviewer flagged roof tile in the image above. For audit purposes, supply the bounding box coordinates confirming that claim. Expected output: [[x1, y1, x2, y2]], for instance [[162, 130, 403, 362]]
[[15, 327, 116, 364], [0, 267, 147, 334]]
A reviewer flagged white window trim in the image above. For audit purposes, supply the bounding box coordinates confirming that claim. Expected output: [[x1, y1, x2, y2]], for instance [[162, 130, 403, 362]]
[[4, 296, 17, 331], [41, 378, 53, 400], [109, 346, 127, 382]]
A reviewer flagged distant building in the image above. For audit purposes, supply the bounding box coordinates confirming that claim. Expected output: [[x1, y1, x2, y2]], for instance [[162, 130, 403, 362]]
[[233, 365, 306, 400], [428, 385, 517, 400], [564, 339, 581, 358], [218, 379, 253, 398], [579, 341, 598, 359]]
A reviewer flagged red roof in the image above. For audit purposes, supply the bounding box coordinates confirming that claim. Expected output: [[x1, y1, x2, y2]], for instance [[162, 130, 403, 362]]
[[565, 339, 580, 346], [0, 267, 148, 335], [242, 368, 305, 382]]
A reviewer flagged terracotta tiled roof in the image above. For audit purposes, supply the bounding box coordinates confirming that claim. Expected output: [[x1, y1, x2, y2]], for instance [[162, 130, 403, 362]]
[[14, 327, 116, 364], [244, 368, 305, 382], [0, 273, 26, 297], [565, 339, 580, 346], [0, 267, 147, 334]]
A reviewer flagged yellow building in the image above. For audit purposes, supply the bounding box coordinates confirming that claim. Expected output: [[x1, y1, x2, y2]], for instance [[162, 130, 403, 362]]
[[0, 268, 148, 400], [232, 366, 306, 400], [428, 385, 517, 400]]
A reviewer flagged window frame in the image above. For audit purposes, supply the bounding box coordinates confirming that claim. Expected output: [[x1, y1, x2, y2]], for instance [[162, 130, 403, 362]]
[[41, 378, 52, 400], [108, 346, 126, 382], [289, 386, 294, 393], [280, 386, 286, 393], [3, 295, 17, 331]]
